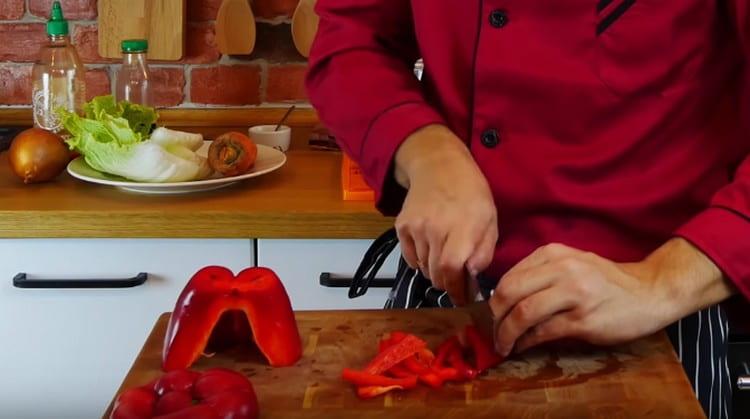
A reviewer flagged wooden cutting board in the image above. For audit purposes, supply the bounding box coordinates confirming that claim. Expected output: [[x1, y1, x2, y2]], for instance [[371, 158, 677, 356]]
[[98, 0, 186, 61], [104, 310, 706, 419]]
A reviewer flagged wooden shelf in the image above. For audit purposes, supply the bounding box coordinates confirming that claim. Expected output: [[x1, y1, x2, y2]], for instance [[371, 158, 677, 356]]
[[0, 126, 394, 239]]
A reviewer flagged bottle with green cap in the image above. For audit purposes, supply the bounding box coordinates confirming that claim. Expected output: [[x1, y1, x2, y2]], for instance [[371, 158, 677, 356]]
[[31, 1, 86, 134], [115, 39, 151, 106]]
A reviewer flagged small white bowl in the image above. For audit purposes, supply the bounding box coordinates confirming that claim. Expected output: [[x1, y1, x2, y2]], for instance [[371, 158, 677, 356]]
[[248, 125, 292, 152]]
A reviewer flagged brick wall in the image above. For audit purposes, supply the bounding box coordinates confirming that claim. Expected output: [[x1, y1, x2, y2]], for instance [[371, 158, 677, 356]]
[[0, 0, 309, 108]]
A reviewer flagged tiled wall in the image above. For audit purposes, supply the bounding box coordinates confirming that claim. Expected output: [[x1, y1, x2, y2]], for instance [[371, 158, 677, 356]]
[[0, 0, 309, 108]]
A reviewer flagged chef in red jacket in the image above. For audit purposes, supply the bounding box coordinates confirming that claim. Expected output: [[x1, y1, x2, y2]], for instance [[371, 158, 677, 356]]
[[306, 1, 750, 417]]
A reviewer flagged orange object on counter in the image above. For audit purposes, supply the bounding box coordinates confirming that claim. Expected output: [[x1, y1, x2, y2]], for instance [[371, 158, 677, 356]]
[[342, 153, 375, 201]]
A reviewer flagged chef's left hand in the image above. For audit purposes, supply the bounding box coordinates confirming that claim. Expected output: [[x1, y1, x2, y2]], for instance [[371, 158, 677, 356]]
[[489, 239, 732, 357]]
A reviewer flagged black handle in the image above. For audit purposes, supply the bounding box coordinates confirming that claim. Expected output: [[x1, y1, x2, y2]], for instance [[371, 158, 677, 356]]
[[13, 272, 148, 289], [319, 272, 395, 288]]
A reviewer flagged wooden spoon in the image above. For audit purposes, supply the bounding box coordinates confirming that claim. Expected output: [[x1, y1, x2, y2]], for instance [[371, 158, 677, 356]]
[[215, 0, 256, 55], [291, 0, 319, 58]]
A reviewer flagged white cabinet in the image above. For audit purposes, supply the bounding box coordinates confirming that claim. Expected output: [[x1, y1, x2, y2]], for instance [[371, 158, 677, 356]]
[[256, 239, 401, 311], [0, 239, 254, 419]]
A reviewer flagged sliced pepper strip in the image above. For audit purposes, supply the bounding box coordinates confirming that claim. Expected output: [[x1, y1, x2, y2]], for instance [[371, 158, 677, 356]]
[[356, 385, 404, 399], [464, 325, 503, 372], [434, 336, 460, 368], [341, 368, 418, 389], [448, 347, 478, 381], [402, 355, 431, 375], [386, 364, 416, 379], [365, 334, 426, 375], [418, 371, 444, 388]]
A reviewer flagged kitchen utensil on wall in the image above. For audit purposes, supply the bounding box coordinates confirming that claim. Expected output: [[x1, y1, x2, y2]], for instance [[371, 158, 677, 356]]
[[291, 0, 319, 58], [215, 0, 257, 55], [98, 0, 186, 61]]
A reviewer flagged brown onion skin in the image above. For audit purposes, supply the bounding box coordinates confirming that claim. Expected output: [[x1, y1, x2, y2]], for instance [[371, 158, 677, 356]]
[[8, 128, 70, 184]]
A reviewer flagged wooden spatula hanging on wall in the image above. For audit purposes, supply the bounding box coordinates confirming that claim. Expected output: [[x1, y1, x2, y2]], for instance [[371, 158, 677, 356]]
[[215, 0, 257, 55], [291, 0, 319, 58]]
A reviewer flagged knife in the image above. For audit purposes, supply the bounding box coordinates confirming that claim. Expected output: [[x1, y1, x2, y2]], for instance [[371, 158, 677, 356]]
[[461, 273, 496, 344]]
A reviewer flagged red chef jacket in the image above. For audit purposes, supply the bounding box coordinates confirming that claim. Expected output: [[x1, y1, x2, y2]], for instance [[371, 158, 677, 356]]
[[305, 0, 750, 299]]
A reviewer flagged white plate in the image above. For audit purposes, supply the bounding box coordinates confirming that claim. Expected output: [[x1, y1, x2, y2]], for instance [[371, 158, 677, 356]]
[[66, 142, 287, 194]]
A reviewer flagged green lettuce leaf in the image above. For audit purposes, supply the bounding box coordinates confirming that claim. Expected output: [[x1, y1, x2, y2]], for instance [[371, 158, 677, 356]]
[[81, 95, 157, 138]]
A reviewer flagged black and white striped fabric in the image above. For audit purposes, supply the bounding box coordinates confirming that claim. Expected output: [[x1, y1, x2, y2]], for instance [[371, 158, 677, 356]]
[[349, 229, 732, 418]]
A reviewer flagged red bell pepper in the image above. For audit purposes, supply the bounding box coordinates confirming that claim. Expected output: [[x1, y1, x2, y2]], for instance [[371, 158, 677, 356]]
[[110, 368, 258, 419], [341, 368, 418, 389], [162, 266, 302, 371], [365, 334, 427, 375], [464, 325, 503, 373]]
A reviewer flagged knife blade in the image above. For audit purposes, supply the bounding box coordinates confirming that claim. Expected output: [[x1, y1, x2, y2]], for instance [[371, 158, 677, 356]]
[[462, 273, 496, 344]]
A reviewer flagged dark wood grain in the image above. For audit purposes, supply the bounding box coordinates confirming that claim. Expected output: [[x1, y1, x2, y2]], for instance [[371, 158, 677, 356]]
[[104, 310, 706, 419]]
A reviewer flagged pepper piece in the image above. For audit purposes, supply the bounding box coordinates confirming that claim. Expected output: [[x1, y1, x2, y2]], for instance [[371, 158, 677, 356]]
[[386, 363, 416, 379], [448, 347, 478, 381], [434, 336, 460, 368], [162, 266, 302, 371], [464, 325, 503, 373], [341, 368, 418, 389], [365, 334, 427, 375], [110, 368, 258, 419]]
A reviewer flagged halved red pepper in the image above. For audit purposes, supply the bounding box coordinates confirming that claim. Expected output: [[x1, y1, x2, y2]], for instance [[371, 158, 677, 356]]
[[365, 334, 427, 375], [162, 266, 302, 371], [341, 368, 418, 389], [464, 325, 503, 373]]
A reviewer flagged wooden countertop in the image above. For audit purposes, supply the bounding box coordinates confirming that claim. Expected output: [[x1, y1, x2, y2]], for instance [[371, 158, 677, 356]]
[[0, 127, 394, 239]]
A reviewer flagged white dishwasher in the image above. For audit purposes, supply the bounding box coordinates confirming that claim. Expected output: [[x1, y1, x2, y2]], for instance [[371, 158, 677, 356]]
[[0, 238, 254, 419]]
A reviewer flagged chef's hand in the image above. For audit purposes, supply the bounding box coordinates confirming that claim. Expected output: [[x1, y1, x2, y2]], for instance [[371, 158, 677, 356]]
[[393, 124, 497, 306], [489, 238, 734, 357]]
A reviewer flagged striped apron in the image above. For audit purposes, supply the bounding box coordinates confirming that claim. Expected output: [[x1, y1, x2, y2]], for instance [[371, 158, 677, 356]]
[[350, 229, 733, 419]]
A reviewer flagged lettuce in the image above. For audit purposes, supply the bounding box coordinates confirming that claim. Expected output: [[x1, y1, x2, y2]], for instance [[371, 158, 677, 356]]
[[57, 96, 210, 183]]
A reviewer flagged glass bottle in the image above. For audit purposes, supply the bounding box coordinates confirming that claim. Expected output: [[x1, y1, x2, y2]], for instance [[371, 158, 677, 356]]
[[115, 39, 151, 106], [31, 1, 86, 134]]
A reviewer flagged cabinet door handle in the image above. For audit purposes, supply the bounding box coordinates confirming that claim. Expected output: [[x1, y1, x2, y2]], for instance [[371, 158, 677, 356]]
[[13, 272, 148, 289], [319, 272, 395, 288]]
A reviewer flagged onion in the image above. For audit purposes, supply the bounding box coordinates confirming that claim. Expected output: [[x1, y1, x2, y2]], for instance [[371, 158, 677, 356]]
[[8, 128, 70, 184]]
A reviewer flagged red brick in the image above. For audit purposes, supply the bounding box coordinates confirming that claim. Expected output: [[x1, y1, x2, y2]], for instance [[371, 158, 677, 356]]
[[180, 22, 220, 64], [0, 64, 32, 105], [253, 0, 299, 19], [0, 0, 25, 20], [187, 0, 222, 21], [266, 64, 308, 102], [191, 65, 261, 105], [84, 68, 111, 101], [0, 23, 48, 62], [72, 24, 117, 64], [29, 0, 97, 20], [150, 67, 185, 108]]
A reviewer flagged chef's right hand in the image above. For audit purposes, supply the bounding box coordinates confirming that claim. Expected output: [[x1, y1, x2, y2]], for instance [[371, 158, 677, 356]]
[[393, 124, 498, 306]]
